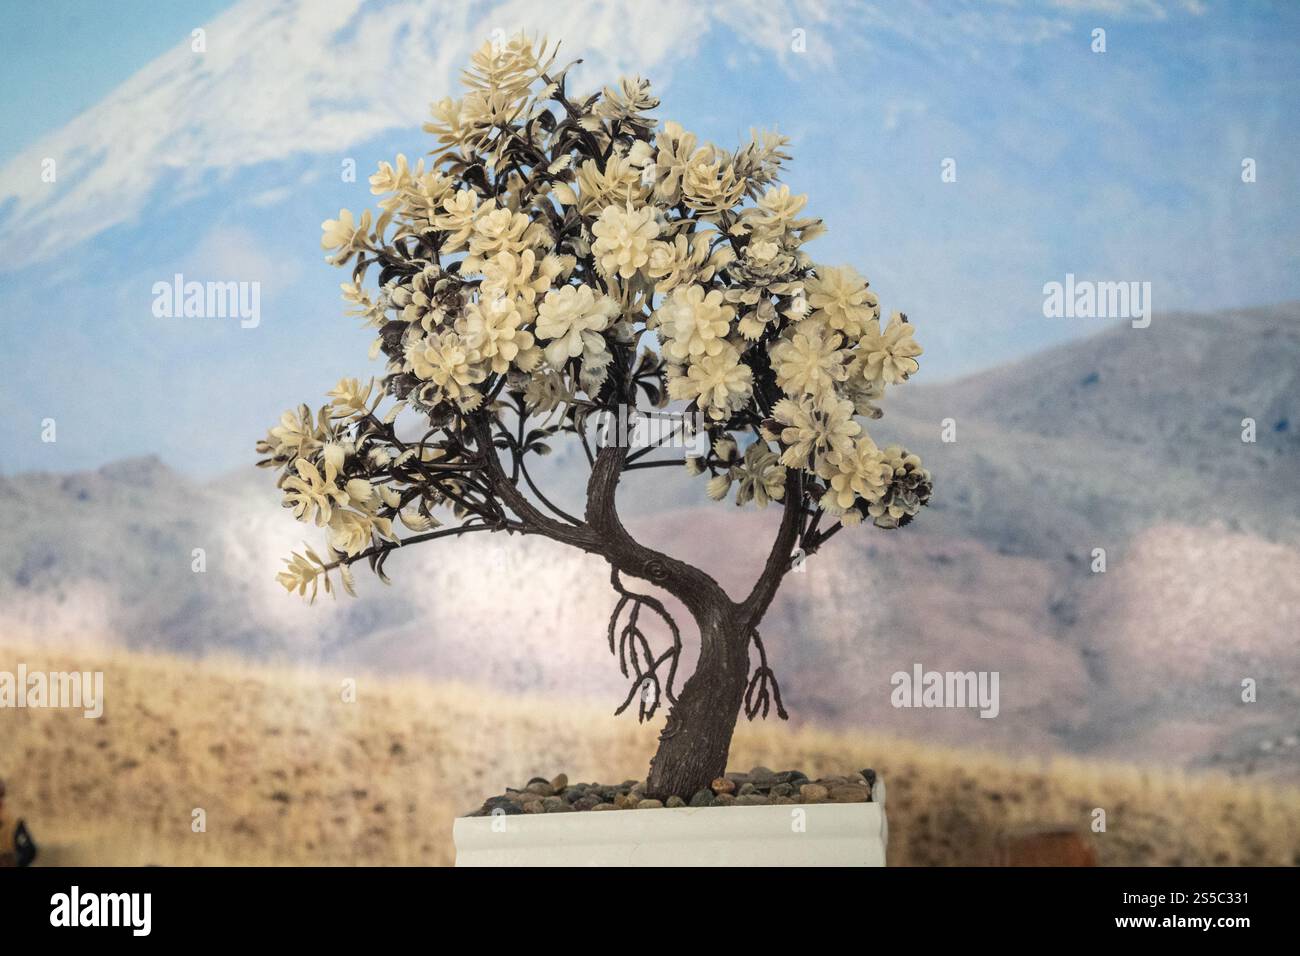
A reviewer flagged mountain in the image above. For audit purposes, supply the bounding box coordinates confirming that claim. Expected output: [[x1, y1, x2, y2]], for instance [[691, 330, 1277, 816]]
[[1, 304, 1298, 781]]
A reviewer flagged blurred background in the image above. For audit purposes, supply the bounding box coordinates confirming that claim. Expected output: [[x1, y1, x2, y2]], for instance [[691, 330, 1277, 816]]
[[1, 0, 1297, 865]]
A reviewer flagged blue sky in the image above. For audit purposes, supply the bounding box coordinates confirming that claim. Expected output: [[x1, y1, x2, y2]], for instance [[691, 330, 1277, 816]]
[[0, 1, 235, 164], [1, 0, 1298, 475]]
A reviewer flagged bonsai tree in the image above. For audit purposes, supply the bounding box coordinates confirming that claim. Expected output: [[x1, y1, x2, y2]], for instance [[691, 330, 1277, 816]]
[[257, 36, 931, 800]]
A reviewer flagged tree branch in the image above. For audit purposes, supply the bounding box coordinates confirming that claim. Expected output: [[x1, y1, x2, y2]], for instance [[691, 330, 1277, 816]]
[[738, 469, 805, 627], [585, 441, 734, 622]]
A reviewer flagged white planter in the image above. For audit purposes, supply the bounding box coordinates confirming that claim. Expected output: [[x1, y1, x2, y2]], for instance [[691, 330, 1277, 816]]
[[454, 801, 887, 867]]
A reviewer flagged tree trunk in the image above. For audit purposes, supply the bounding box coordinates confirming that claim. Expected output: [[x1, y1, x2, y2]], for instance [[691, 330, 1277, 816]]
[[644, 602, 750, 800]]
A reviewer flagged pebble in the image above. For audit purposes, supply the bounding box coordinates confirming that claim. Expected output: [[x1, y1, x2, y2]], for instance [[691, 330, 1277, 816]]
[[467, 768, 879, 815], [799, 784, 829, 803]]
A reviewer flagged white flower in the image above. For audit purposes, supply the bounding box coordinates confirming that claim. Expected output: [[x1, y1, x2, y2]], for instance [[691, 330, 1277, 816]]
[[807, 265, 879, 337], [320, 209, 372, 264], [266, 406, 326, 461], [327, 378, 374, 419], [480, 250, 568, 311], [327, 510, 376, 557], [591, 204, 659, 279], [653, 285, 734, 363], [756, 184, 808, 224], [457, 296, 538, 374], [769, 323, 847, 399], [369, 154, 414, 196], [771, 395, 861, 471], [535, 285, 619, 370], [646, 233, 726, 293], [818, 436, 888, 517], [652, 121, 698, 203], [433, 189, 482, 251], [282, 458, 347, 527], [405, 330, 486, 405], [854, 312, 922, 384], [667, 344, 753, 421], [681, 145, 746, 214], [465, 206, 535, 270], [734, 441, 787, 508]]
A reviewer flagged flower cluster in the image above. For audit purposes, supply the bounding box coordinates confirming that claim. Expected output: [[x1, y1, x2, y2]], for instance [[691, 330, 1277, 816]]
[[260, 35, 930, 597]]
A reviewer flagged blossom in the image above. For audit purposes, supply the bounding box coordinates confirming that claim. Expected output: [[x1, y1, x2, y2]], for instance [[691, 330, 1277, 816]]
[[264, 405, 327, 461], [651, 121, 698, 204], [591, 204, 659, 279], [457, 295, 539, 374], [646, 233, 728, 293], [818, 436, 889, 521], [806, 265, 879, 337], [761, 183, 807, 218], [653, 285, 735, 363], [733, 441, 787, 508], [867, 445, 932, 528], [667, 343, 753, 421], [326, 378, 374, 419], [405, 330, 486, 406], [327, 509, 377, 557], [769, 323, 847, 399], [575, 152, 650, 214], [423, 96, 470, 151], [535, 285, 619, 370], [480, 249, 568, 311], [432, 189, 482, 251], [771, 394, 861, 471], [391, 264, 448, 330], [282, 458, 347, 527], [523, 367, 574, 415], [276, 548, 329, 601], [320, 209, 372, 264], [855, 312, 923, 384], [465, 206, 536, 270], [369, 154, 414, 196], [681, 145, 746, 214]]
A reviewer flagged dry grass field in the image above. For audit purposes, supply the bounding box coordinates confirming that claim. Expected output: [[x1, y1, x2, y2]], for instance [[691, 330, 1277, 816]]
[[2, 643, 1297, 866]]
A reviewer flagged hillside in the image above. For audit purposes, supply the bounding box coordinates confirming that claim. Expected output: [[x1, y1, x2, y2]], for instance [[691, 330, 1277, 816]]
[[0, 304, 1297, 780], [4, 645, 1298, 866]]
